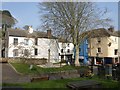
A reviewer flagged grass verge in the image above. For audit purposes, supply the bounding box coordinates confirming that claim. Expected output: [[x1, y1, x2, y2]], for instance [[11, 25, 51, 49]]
[[11, 63, 78, 75], [2, 77, 119, 89]]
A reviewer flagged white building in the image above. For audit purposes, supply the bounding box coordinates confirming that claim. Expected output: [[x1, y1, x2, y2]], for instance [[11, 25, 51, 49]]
[[58, 38, 74, 64], [5, 28, 59, 63], [88, 28, 120, 65], [4, 27, 75, 63]]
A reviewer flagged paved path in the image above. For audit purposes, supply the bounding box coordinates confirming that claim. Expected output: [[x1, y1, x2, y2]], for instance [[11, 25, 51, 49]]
[[2, 63, 30, 83]]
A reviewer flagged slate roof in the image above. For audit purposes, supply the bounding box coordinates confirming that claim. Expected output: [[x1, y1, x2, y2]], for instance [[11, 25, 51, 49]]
[[6, 28, 57, 39], [58, 38, 71, 43], [83, 28, 120, 38]]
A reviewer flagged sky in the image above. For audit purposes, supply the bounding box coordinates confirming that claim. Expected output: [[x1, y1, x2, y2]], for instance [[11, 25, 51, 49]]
[[1, 1, 119, 30]]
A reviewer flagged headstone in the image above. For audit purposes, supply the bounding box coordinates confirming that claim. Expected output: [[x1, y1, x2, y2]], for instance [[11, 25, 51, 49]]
[[29, 64, 33, 70]]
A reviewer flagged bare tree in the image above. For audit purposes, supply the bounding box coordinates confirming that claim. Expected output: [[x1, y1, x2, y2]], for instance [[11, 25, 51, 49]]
[[38, 2, 111, 66]]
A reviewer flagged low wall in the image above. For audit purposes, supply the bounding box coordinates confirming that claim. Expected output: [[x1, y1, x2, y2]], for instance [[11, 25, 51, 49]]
[[35, 70, 80, 80], [8, 58, 47, 65], [0, 58, 8, 63]]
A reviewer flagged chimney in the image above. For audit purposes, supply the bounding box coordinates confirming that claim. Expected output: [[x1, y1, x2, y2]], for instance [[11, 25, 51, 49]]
[[47, 29, 52, 38], [108, 26, 114, 32]]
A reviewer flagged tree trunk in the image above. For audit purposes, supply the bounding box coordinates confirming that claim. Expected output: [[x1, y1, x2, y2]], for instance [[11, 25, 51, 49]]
[[75, 45, 80, 66]]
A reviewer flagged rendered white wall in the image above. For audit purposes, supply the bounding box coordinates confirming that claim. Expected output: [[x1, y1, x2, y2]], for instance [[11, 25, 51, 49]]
[[8, 36, 59, 63]]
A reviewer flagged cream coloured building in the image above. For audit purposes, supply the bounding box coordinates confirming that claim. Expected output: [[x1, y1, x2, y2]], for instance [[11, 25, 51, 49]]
[[88, 28, 120, 65]]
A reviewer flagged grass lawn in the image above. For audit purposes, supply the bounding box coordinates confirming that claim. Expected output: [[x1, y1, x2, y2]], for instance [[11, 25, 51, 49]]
[[3, 77, 120, 89], [11, 63, 79, 75], [8, 63, 120, 89], [3, 63, 120, 90]]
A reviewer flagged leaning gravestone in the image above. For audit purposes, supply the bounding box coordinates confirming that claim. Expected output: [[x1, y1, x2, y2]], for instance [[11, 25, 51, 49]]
[[29, 64, 33, 70]]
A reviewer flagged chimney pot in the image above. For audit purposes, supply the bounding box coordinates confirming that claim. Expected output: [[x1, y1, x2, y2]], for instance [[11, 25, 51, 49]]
[[108, 26, 114, 32], [47, 29, 52, 38]]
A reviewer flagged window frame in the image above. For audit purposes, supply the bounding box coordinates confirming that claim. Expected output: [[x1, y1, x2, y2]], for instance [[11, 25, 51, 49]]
[[35, 38, 38, 45], [13, 49, 18, 56], [13, 38, 18, 45], [97, 37, 101, 43], [114, 49, 118, 55], [67, 49, 70, 53], [61, 49, 64, 53], [34, 48, 38, 55], [97, 47, 101, 53], [24, 39, 29, 45]]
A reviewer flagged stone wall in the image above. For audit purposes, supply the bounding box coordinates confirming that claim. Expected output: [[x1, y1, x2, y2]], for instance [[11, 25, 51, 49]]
[[8, 58, 47, 65], [34, 70, 80, 80]]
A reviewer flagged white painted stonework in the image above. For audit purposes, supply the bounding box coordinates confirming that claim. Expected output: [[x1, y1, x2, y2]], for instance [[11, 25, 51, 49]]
[[8, 36, 59, 63], [58, 42, 74, 60]]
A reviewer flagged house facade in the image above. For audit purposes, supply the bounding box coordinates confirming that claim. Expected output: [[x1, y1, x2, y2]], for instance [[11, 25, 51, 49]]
[[4, 28, 59, 63], [88, 28, 120, 65], [58, 39, 74, 64], [79, 39, 89, 65], [73, 38, 89, 66]]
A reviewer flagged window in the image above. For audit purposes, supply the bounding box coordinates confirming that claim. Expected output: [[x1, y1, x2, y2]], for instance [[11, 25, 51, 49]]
[[24, 49, 29, 56], [35, 38, 38, 45], [87, 48, 90, 54], [115, 58, 118, 63], [115, 38, 116, 42], [67, 49, 70, 53], [67, 43, 70, 47], [35, 48, 38, 55], [108, 42, 111, 47], [114, 49, 118, 55], [13, 38, 18, 45], [13, 49, 18, 56], [79, 48, 81, 52], [86, 48, 88, 53], [97, 38, 101, 43], [98, 48, 101, 53], [24, 39, 29, 45], [61, 49, 63, 53], [86, 40, 88, 44]]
